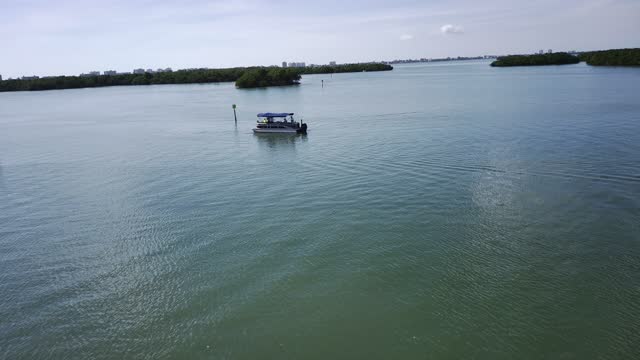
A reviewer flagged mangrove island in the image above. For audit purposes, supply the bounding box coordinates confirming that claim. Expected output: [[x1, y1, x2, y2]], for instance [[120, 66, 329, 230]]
[[235, 62, 393, 88], [0, 63, 393, 92], [579, 48, 640, 66], [491, 52, 580, 67], [490, 48, 640, 68], [235, 68, 302, 88]]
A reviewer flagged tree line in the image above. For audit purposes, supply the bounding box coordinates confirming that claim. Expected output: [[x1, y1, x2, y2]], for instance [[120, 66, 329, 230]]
[[579, 48, 640, 66], [490, 48, 640, 67], [490, 53, 580, 67], [300, 63, 393, 74], [235, 63, 393, 88], [235, 68, 301, 88], [0, 63, 394, 92]]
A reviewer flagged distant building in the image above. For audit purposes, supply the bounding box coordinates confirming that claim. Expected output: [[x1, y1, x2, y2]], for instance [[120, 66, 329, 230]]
[[103, 70, 117, 75], [133, 68, 145, 74], [329, 61, 336, 66], [80, 71, 100, 77], [287, 62, 306, 68], [117, 72, 131, 75], [282, 61, 287, 68], [145, 69, 155, 73], [21, 75, 40, 80], [164, 67, 172, 72], [538, 50, 544, 54], [547, 49, 553, 54]]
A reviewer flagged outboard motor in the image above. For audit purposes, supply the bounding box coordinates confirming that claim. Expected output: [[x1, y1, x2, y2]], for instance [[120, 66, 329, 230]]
[[298, 123, 308, 134]]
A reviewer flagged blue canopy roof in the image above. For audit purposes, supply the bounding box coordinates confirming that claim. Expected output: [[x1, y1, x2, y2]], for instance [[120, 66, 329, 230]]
[[257, 112, 293, 118]]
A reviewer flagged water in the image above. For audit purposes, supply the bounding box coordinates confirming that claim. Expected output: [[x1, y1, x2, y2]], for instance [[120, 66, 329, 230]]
[[1, 61, 639, 359]]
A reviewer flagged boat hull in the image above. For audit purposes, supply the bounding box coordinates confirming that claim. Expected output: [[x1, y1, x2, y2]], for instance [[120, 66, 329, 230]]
[[253, 120, 307, 134], [253, 128, 305, 134], [253, 128, 297, 134]]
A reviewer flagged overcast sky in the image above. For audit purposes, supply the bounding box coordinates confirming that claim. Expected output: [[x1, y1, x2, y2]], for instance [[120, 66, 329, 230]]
[[1, 0, 639, 77]]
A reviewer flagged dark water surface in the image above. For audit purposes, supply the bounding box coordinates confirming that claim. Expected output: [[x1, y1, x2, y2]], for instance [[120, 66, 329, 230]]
[[1, 61, 639, 359]]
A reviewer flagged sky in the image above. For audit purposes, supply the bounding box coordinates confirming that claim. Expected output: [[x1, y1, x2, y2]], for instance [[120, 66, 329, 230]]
[[1, 0, 639, 78]]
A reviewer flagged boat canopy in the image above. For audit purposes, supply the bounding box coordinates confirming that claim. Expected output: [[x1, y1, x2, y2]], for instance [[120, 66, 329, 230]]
[[257, 112, 294, 118]]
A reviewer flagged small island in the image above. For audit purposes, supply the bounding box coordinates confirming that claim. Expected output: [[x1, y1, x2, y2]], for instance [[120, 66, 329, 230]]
[[235, 63, 393, 88], [579, 48, 640, 66], [0, 63, 393, 92], [491, 52, 580, 67], [235, 68, 301, 88], [301, 62, 393, 75]]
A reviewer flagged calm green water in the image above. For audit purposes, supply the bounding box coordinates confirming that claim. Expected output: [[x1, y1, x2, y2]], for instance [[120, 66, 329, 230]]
[[1, 61, 639, 359]]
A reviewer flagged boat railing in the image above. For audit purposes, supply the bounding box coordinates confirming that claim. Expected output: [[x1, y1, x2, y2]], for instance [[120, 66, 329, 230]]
[[257, 119, 300, 126]]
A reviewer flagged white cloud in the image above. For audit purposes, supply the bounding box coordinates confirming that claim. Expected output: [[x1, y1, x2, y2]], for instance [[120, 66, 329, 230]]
[[440, 24, 464, 34], [400, 34, 414, 40]]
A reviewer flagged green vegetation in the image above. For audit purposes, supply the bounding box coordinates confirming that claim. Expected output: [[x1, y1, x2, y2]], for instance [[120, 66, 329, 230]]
[[235, 63, 393, 88], [489, 48, 640, 68], [579, 48, 640, 66], [0, 68, 245, 92], [301, 63, 393, 74], [0, 63, 393, 92], [491, 52, 580, 67], [235, 67, 301, 88]]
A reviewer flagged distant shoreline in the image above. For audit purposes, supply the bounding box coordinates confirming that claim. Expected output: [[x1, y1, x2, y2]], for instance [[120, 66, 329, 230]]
[[579, 48, 640, 66], [2, 48, 638, 92], [491, 48, 639, 67], [491, 52, 580, 67], [0, 63, 393, 92], [236, 63, 392, 88]]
